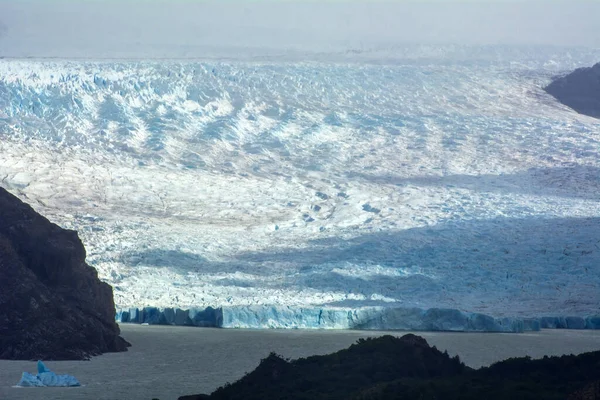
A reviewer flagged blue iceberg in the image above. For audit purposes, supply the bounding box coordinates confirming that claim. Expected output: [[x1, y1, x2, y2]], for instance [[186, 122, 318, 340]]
[[17, 361, 81, 387]]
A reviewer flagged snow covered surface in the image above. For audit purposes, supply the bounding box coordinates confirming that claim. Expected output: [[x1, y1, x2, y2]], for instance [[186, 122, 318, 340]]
[[1, 46, 600, 330], [16, 361, 80, 387]]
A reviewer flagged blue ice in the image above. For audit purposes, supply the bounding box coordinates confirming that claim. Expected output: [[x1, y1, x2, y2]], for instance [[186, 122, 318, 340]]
[[17, 361, 80, 387]]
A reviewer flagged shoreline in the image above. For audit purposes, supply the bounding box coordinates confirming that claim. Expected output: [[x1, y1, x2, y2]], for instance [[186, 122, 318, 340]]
[[2, 325, 599, 400]]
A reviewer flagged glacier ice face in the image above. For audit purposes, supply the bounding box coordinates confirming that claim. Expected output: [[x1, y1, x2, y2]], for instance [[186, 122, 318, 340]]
[[117, 307, 223, 327], [220, 306, 530, 332], [116, 306, 546, 332], [17, 362, 80, 387], [116, 307, 600, 331], [586, 316, 600, 329], [1, 47, 600, 326], [540, 316, 591, 330]]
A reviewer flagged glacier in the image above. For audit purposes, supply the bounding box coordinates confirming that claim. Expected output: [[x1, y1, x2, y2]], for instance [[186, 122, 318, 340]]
[[115, 306, 600, 332], [116, 306, 540, 332], [1, 45, 600, 331]]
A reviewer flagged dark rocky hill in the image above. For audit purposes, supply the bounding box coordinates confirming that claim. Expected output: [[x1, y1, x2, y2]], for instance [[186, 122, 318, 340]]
[[545, 62, 600, 118], [178, 334, 600, 400], [0, 187, 129, 360], [179, 334, 468, 400]]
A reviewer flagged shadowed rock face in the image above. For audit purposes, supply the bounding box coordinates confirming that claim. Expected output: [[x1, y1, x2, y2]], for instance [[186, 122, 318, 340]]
[[0, 187, 129, 360], [545, 62, 600, 119]]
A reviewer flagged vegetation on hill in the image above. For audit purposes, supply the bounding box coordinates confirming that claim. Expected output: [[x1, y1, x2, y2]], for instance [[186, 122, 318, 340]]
[[177, 334, 600, 400]]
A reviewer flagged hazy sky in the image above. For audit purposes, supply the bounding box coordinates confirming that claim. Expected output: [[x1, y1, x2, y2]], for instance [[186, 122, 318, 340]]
[[0, 0, 598, 58]]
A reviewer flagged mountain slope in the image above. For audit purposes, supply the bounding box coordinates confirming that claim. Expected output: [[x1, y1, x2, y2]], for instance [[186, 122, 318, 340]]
[[0, 187, 129, 360], [545, 62, 600, 118], [178, 334, 600, 400]]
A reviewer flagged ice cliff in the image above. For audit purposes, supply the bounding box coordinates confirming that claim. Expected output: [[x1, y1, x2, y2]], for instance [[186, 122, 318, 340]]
[[114, 305, 600, 332]]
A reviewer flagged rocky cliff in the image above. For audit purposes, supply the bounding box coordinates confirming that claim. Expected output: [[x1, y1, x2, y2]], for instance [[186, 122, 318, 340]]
[[0, 187, 129, 360], [545, 62, 600, 119]]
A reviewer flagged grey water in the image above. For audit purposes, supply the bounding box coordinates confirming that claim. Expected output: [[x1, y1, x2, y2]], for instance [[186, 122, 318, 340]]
[[1, 324, 599, 400]]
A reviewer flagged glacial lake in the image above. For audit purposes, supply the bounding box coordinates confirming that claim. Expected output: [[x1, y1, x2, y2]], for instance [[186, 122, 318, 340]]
[[1, 324, 599, 400]]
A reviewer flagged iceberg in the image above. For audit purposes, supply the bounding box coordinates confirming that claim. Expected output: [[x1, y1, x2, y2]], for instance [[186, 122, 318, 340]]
[[16, 361, 80, 387], [17, 372, 45, 388]]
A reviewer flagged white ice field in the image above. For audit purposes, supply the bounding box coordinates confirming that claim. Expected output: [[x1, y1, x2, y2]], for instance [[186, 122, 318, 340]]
[[1, 46, 599, 330]]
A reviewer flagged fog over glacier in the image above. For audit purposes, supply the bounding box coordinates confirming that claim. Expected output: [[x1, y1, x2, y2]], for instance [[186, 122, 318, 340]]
[[1, 1, 600, 58], [0, 1, 599, 329]]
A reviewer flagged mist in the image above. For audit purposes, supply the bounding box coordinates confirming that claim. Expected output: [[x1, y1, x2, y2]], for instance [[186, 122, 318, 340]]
[[0, 0, 598, 58]]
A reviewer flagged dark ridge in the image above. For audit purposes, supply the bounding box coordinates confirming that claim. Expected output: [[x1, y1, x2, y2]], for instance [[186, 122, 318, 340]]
[[544, 62, 600, 119], [178, 334, 600, 400], [181, 334, 468, 400], [0, 187, 130, 360]]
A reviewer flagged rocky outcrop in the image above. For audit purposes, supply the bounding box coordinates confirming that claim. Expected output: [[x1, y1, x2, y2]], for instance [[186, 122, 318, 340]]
[[0, 187, 129, 360], [179, 334, 468, 400], [545, 62, 600, 118], [178, 334, 600, 400]]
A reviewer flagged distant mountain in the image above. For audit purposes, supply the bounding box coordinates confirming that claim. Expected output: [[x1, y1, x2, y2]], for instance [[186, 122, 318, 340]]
[[545, 62, 600, 118], [0, 187, 129, 360], [178, 334, 600, 400]]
